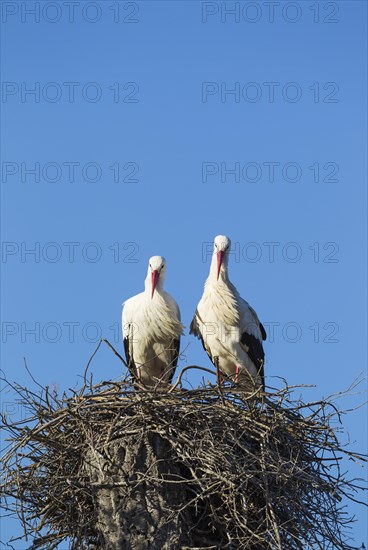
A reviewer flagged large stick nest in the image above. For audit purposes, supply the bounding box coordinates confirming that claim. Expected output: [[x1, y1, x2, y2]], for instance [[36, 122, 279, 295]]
[[1, 346, 367, 549]]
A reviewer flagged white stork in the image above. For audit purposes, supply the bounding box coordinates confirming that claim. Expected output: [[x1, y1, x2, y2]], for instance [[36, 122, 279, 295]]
[[190, 235, 267, 390], [122, 255, 183, 387]]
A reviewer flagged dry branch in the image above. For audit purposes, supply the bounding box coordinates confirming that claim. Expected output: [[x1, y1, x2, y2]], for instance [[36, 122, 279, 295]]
[[0, 349, 367, 549]]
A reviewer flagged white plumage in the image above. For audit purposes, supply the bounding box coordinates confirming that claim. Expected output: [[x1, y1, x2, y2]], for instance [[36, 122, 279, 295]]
[[190, 235, 266, 389], [122, 256, 183, 387]]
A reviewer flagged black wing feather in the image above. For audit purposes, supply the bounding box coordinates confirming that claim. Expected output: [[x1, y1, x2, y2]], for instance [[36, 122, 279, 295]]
[[199, 333, 213, 364], [240, 331, 265, 390], [167, 338, 180, 384], [123, 335, 138, 382]]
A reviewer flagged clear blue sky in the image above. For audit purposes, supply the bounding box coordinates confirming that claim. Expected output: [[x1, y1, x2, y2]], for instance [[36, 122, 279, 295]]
[[1, 1, 367, 546]]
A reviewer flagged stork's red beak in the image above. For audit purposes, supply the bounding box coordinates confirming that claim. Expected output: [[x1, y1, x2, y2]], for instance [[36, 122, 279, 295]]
[[151, 270, 159, 298], [217, 251, 224, 280]]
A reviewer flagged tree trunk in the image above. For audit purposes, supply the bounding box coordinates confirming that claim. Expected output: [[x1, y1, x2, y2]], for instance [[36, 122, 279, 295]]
[[86, 431, 193, 549]]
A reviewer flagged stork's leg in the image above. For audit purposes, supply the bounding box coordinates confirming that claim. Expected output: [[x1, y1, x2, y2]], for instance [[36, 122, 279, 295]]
[[235, 365, 240, 384], [132, 365, 142, 391], [214, 356, 223, 385]]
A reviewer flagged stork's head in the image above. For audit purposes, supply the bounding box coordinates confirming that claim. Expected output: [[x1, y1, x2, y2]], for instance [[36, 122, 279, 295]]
[[213, 235, 231, 280], [147, 255, 166, 298]]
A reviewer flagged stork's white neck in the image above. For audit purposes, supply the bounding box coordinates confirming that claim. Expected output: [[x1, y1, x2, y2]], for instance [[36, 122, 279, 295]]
[[202, 252, 240, 325]]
